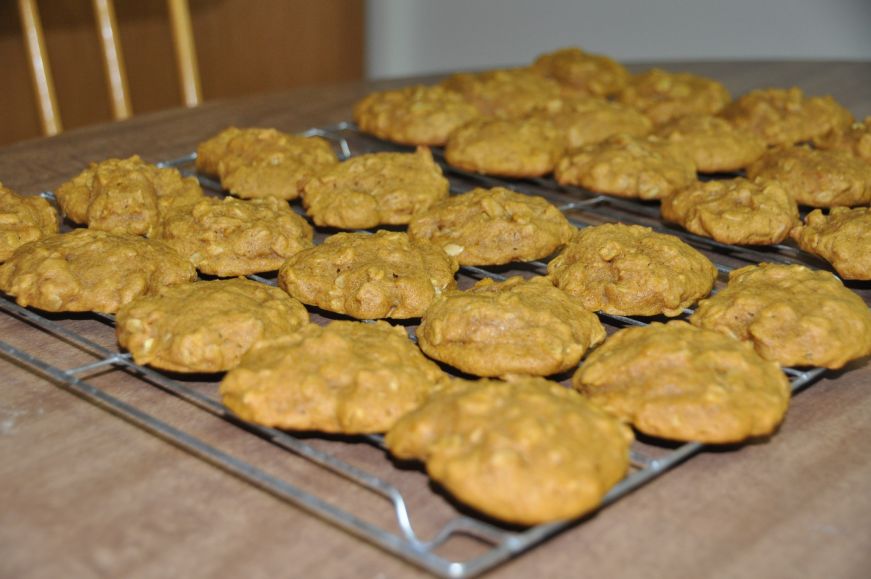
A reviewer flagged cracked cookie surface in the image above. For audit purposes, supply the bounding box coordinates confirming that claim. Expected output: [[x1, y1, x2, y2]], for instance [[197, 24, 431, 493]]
[[417, 276, 606, 377], [385, 375, 633, 525], [278, 230, 458, 320], [573, 321, 791, 444], [116, 278, 309, 373], [0, 183, 59, 262], [790, 207, 871, 280], [220, 320, 448, 434]]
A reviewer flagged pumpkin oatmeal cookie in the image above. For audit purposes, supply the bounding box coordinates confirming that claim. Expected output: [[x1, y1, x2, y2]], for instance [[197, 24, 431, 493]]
[[790, 207, 871, 280], [157, 196, 313, 277], [814, 117, 871, 164], [555, 134, 696, 200], [408, 187, 574, 266], [0, 228, 196, 313], [278, 230, 458, 320], [55, 155, 203, 238], [385, 375, 633, 525], [690, 263, 871, 369], [220, 320, 448, 434], [530, 96, 652, 149], [617, 68, 731, 125], [441, 68, 563, 119], [0, 184, 58, 262], [417, 276, 606, 377], [301, 147, 450, 229], [654, 114, 766, 173], [661, 177, 799, 245], [531, 46, 629, 97], [573, 321, 791, 444], [746, 146, 871, 207], [547, 223, 717, 317], [444, 116, 565, 178], [116, 278, 309, 373], [196, 127, 338, 200], [352, 84, 479, 146], [719, 87, 853, 147]]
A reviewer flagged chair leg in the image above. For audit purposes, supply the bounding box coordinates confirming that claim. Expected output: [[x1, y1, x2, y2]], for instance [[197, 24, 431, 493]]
[[18, 0, 62, 136], [167, 0, 202, 108], [92, 0, 132, 120]]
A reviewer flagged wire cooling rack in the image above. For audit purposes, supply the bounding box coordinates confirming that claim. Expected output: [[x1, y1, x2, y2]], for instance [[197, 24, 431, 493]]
[[0, 122, 840, 578]]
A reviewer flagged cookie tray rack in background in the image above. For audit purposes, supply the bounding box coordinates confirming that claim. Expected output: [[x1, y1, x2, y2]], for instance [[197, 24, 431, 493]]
[[0, 122, 835, 578]]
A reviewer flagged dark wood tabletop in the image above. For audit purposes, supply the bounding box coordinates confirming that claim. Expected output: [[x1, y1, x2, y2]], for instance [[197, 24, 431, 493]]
[[1, 61, 870, 579]]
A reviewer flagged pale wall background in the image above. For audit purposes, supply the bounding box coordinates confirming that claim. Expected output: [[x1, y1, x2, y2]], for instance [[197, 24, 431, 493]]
[[365, 0, 871, 79]]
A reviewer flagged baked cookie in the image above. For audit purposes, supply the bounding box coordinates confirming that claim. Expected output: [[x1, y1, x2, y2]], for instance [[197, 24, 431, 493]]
[[384, 375, 633, 525], [301, 147, 450, 229], [440, 68, 563, 119], [617, 68, 731, 125], [814, 116, 871, 164], [417, 276, 606, 377], [530, 96, 652, 149], [547, 223, 717, 317], [196, 127, 338, 200], [654, 114, 766, 173], [116, 278, 310, 373], [407, 187, 575, 266], [444, 116, 565, 178], [0, 184, 59, 262], [690, 263, 871, 369], [278, 230, 458, 320], [220, 320, 447, 434], [719, 87, 854, 147], [573, 321, 791, 444], [790, 207, 871, 280], [531, 47, 629, 97], [55, 155, 203, 237], [157, 196, 313, 277], [661, 177, 799, 245], [352, 84, 480, 146], [746, 146, 871, 207], [555, 134, 696, 200], [0, 229, 196, 313]]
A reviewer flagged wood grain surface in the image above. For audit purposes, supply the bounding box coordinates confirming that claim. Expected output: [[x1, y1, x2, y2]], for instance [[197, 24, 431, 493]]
[[1, 61, 870, 579]]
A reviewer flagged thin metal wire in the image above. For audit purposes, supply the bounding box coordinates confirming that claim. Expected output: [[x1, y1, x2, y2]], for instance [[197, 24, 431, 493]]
[[0, 123, 837, 578]]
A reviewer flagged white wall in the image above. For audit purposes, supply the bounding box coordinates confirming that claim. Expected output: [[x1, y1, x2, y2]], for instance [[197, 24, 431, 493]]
[[365, 0, 871, 79]]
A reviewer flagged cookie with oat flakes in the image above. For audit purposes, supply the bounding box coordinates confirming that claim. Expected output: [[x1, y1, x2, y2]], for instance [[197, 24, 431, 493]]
[[0, 183, 59, 262]]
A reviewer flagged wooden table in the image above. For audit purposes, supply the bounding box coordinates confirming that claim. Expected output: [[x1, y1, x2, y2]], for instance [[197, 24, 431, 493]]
[[1, 61, 870, 579]]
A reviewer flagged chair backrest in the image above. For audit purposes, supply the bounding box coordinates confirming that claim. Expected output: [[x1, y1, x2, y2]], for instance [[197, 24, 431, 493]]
[[17, 0, 202, 136]]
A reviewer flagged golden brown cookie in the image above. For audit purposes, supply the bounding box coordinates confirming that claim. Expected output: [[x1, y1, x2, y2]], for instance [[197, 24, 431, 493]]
[[719, 87, 854, 147], [530, 96, 653, 149], [0, 184, 59, 262], [555, 134, 696, 200], [654, 114, 766, 173], [690, 263, 871, 369], [440, 68, 563, 119], [196, 127, 338, 200], [301, 147, 449, 229], [220, 320, 447, 434], [790, 207, 871, 280], [573, 321, 791, 444], [407, 187, 575, 266], [444, 116, 565, 178], [617, 68, 731, 125], [55, 155, 203, 238], [385, 375, 633, 525], [417, 276, 606, 377], [0, 229, 196, 313], [547, 223, 717, 317], [661, 177, 799, 245], [278, 230, 458, 320], [746, 146, 871, 207], [352, 84, 480, 146], [157, 196, 313, 277], [813, 116, 871, 164], [116, 278, 309, 373], [531, 46, 629, 97]]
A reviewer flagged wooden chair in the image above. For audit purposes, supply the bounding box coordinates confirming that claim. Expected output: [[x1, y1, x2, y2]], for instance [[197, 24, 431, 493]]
[[17, 0, 202, 136]]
